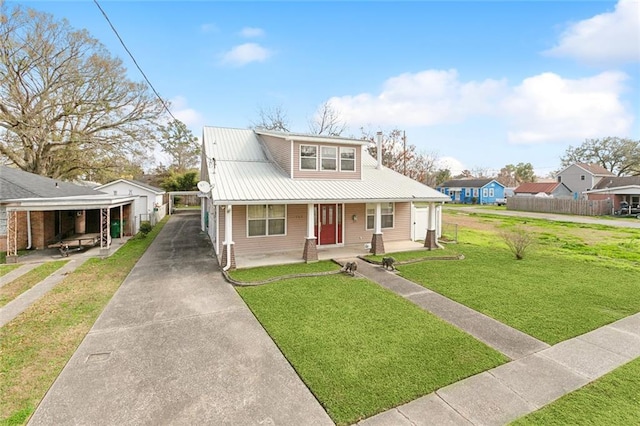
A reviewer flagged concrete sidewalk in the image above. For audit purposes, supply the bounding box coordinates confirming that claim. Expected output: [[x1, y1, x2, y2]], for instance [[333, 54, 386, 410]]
[[29, 212, 332, 425], [352, 260, 640, 425]]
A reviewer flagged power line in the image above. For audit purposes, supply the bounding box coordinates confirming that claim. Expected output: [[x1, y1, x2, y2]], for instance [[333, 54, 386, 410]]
[[93, 0, 177, 122]]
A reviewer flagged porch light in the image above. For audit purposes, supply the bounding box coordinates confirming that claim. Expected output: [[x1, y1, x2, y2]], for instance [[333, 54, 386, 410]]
[[352, 214, 358, 222]]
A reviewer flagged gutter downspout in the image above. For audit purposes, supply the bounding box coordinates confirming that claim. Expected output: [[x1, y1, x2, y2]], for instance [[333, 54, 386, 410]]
[[26, 211, 32, 249]]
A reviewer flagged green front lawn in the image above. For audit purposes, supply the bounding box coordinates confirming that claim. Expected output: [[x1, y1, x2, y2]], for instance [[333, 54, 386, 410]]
[[0, 261, 68, 307], [398, 225, 640, 345], [512, 357, 640, 425], [237, 275, 507, 425], [229, 260, 340, 282]]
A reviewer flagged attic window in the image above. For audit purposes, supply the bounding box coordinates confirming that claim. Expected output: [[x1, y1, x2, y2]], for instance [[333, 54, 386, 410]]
[[321, 146, 337, 171], [557, 176, 562, 183], [580, 175, 585, 181], [340, 147, 355, 171]]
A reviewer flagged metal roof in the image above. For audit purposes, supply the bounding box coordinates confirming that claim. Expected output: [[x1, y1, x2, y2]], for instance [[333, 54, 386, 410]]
[[202, 127, 449, 204]]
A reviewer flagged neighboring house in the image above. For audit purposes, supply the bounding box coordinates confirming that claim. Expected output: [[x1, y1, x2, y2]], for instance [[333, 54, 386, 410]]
[[556, 163, 614, 199], [436, 179, 505, 204], [513, 182, 573, 198], [95, 179, 167, 232], [0, 166, 136, 258], [584, 176, 640, 211], [200, 127, 450, 269]]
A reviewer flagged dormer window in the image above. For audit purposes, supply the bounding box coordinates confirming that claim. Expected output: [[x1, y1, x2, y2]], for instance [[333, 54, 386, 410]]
[[321, 146, 337, 171], [300, 145, 317, 170], [340, 147, 355, 171]]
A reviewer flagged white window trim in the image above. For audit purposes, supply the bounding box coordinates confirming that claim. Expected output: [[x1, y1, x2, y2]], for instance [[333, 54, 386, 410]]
[[482, 188, 488, 197], [365, 203, 395, 231], [299, 144, 318, 171], [339, 147, 356, 172], [489, 188, 494, 197], [246, 204, 287, 238]]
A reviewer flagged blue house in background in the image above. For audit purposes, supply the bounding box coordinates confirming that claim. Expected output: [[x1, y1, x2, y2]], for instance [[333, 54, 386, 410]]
[[437, 178, 506, 204]]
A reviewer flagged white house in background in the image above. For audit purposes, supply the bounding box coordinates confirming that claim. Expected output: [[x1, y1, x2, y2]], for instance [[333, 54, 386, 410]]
[[556, 163, 615, 199], [200, 127, 450, 269], [94, 179, 167, 232]]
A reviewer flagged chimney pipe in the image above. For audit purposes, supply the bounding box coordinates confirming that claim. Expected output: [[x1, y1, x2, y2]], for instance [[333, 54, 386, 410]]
[[376, 131, 383, 170]]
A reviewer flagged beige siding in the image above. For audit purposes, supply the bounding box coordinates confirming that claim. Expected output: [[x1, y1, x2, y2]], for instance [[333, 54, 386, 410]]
[[292, 141, 361, 180], [343, 202, 411, 244], [221, 204, 308, 256], [260, 135, 292, 176]]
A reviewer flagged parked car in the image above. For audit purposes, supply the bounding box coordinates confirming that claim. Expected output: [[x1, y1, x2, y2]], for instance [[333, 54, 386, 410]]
[[495, 198, 507, 206], [614, 201, 640, 218]]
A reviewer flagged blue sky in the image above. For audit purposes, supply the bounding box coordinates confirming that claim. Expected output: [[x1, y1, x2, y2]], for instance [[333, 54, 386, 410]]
[[18, 0, 640, 176]]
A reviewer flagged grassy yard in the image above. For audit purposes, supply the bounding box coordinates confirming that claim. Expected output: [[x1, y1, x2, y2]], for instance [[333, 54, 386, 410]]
[[0, 219, 167, 425], [398, 213, 640, 345], [512, 357, 640, 425], [0, 264, 20, 277], [237, 273, 507, 425], [0, 261, 68, 308], [229, 260, 340, 282]]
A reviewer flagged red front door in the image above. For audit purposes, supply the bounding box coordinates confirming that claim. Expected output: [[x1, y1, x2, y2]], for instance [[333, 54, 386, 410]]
[[319, 204, 336, 245]]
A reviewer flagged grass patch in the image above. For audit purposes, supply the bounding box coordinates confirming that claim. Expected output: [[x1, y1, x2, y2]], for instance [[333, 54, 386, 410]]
[[228, 260, 340, 282], [512, 357, 640, 425], [0, 218, 168, 424], [0, 261, 68, 307], [365, 245, 461, 263], [399, 228, 640, 344], [237, 276, 507, 425], [0, 264, 21, 277]]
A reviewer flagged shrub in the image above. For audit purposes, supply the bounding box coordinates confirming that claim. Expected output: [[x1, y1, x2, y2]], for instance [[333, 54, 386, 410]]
[[139, 221, 153, 236], [501, 227, 534, 260]]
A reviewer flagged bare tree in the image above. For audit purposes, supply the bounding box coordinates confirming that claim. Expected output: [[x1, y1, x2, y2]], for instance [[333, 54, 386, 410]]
[[0, 3, 165, 180], [308, 101, 347, 136], [251, 105, 290, 132]]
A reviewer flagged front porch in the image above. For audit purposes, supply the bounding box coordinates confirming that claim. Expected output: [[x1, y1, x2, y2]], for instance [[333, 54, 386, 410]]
[[233, 239, 426, 269]]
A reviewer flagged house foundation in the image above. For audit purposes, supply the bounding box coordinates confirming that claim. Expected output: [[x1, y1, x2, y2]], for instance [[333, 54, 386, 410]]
[[221, 243, 236, 270], [302, 238, 318, 262], [370, 233, 385, 255]]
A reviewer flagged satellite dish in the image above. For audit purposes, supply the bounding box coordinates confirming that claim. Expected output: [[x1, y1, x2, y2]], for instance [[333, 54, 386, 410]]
[[197, 181, 212, 193]]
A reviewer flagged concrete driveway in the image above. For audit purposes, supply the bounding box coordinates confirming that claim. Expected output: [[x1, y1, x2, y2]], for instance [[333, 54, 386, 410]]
[[454, 206, 640, 229], [29, 211, 332, 425]]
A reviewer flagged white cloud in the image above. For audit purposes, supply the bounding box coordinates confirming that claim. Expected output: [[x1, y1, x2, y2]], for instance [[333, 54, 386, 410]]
[[220, 43, 272, 67], [436, 156, 466, 175], [544, 0, 640, 64], [329, 68, 633, 146], [239, 27, 265, 38], [169, 96, 204, 129], [503, 71, 632, 143], [329, 69, 507, 127], [200, 23, 218, 33]]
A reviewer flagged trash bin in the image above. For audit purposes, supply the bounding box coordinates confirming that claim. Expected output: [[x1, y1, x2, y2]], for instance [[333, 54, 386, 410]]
[[110, 220, 121, 238]]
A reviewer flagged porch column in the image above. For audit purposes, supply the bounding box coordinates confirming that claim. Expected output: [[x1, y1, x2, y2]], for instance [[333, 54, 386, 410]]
[[436, 203, 443, 239], [302, 203, 318, 262], [5, 209, 18, 263], [100, 207, 111, 256], [424, 202, 438, 250], [221, 205, 236, 270], [370, 202, 385, 255], [119, 205, 124, 238]]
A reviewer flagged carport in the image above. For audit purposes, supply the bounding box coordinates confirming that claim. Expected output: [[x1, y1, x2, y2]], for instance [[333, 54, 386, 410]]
[[3, 194, 137, 262]]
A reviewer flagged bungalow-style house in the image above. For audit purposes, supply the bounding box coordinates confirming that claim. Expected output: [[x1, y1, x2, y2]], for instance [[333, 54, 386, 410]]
[[584, 176, 640, 212], [94, 179, 168, 232], [436, 179, 505, 204], [556, 163, 614, 199], [513, 182, 573, 198], [0, 166, 137, 261], [199, 127, 450, 269]]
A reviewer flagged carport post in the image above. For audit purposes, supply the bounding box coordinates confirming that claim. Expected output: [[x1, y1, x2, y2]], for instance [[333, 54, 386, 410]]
[[424, 202, 438, 250]]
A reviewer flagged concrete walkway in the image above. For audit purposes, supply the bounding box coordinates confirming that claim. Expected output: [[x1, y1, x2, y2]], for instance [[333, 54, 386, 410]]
[[28, 212, 332, 425], [0, 262, 43, 289], [0, 259, 84, 328], [352, 261, 640, 425]]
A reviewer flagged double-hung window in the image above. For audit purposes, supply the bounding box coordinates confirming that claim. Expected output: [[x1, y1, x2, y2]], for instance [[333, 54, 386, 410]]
[[366, 203, 394, 230], [489, 188, 494, 197], [247, 205, 286, 237], [321, 146, 337, 171], [300, 145, 317, 170], [482, 188, 488, 197], [340, 147, 355, 171]]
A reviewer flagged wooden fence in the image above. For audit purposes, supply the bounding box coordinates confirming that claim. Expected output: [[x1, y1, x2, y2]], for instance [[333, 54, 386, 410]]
[[507, 197, 613, 216]]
